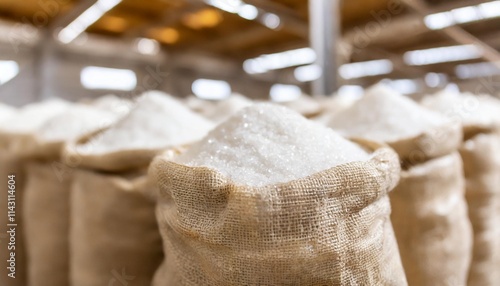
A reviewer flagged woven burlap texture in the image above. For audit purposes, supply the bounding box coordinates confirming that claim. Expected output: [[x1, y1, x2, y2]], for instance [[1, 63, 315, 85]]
[[23, 160, 71, 286], [150, 141, 407, 286], [459, 131, 500, 285], [390, 152, 472, 286], [0, 150, 27, 286], [70, 169, 163, 286]]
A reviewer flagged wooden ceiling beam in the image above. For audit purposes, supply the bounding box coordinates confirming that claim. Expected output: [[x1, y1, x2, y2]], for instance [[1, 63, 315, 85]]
[[202, 26, 273, 51]]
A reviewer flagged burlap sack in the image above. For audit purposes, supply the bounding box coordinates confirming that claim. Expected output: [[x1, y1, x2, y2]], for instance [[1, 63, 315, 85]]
[[150, 140, 408, 285], [459, 130, 500, 285], [63, 128, 187, 172], [0, 150, 27, 286], [388, 121, 462, 166], [390, 152, 472, 286], [70, 169, 163, 286], [22, 160, 71, 286]]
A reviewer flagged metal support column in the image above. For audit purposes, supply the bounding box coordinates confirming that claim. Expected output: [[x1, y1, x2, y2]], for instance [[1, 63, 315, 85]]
[[309, 0, 339, 96], [34, 31, 55, 100]]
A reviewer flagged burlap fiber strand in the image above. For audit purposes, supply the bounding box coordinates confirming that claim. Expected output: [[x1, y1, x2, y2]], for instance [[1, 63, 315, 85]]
[[0, 150, 27, 286], [23, 160, 72, 286], [390, 152, 472, 286], [70, 169, 163, 286], [459, 128, 500, 285], [150, 140, 408, 286]]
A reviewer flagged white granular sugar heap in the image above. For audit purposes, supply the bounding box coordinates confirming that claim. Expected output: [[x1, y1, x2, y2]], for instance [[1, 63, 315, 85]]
[[421, 90, 500, 128], [37, 104, 117, 142], [177, 103, 370, 186], [329, 84, 448, 142], [0, 99, 70, 133], [78, 91, 214, 154]]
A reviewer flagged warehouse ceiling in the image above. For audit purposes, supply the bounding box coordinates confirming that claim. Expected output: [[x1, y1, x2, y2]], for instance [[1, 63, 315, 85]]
[[0, 0, 499, 86]]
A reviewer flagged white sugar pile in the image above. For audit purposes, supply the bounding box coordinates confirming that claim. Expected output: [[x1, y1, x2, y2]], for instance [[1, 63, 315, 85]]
[[176, 103, 370, 186], [421, 90, 500, 128], [90, 94, 133, 117], [0, 99, 70, 134], [328, 84, 449, 142], [36, 104, 117, 142], [0, 103, 16, 123], [78, 91, 214, 154], [206, 93, 253, 123]]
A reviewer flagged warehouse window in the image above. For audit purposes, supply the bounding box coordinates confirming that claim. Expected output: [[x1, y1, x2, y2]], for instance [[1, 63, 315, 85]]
[[270, 84, 301, 102], [192, 79, 231, 100], [0, 60, 19, 85], [80, 66, 137, 90]]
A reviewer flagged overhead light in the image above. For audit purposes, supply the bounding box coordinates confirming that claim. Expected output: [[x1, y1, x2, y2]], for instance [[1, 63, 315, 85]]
[[451, 6, 482, 23], [238, 4, 258, 20], [269, 84, 302, 102], [404, 44, 482, 66], [294, 64, 322, 82], [136, 38, 160, 55], [424, 0, 500, 30], [205, 0, 242, 14], [382, 79, 420, 95], [183, 8, 222, 29], [149, 27, 179, 44], [478, 1, 500, 18], [424, 12, 455, 30], [339, 59, 393, 79], [243, 47, 316, 74], [0, 60, 19, 85], [455, 62, 500, 79], [425, 72, 448, 88], [192, 79, 231, 100], [58, 0, 122, 44], [262, 13, 280, 29], [81, 66, 136, 90]]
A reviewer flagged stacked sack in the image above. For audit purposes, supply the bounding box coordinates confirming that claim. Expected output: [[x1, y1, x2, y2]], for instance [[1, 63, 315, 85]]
[[278, 94, 323, 118], [150, 103, 407, 285], [203, 93, 253, 123], [21, 103, 118, 286], [328, 84, 472, 286], [422, 91, 500, 285], [0, 99, 70, 286], [64, 91, 214, 286]]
